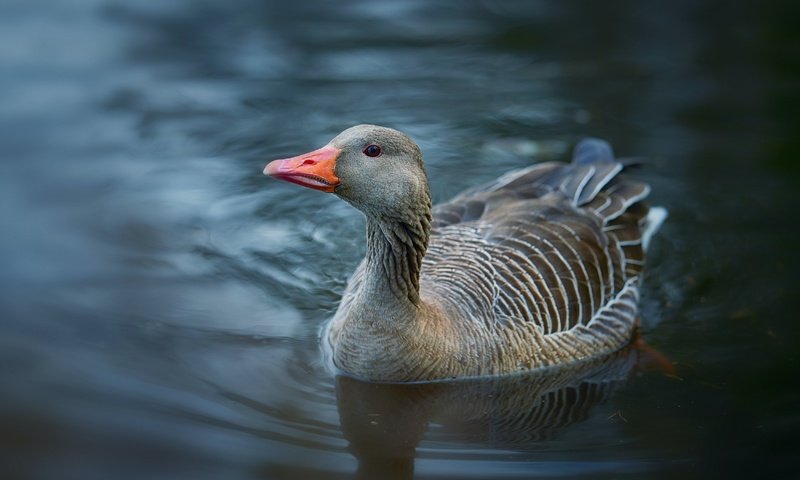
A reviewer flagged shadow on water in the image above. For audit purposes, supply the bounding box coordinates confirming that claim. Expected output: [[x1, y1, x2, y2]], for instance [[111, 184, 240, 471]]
[[336, 340, 666, 480]]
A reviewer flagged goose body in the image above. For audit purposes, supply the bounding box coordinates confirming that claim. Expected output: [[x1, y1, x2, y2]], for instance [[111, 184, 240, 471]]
[[265, 125, 664, 382]]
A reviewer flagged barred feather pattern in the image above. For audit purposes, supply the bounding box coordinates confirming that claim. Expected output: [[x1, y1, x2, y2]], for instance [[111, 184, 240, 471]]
[[418, 139, 652, 375], [327, 138, 660, 381]]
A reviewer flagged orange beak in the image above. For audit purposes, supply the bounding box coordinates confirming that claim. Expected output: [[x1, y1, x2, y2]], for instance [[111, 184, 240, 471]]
[[263, 145, 341, 193]]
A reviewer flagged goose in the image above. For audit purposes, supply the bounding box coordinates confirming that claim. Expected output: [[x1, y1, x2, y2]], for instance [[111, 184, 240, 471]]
[[264, 125, 665, 382]]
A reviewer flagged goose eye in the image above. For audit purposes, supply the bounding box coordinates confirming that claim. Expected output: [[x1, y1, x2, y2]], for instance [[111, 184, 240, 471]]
[[363, 144, 382, 157]]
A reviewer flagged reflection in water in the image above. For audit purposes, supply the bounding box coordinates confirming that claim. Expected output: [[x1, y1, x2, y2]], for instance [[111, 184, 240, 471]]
[[337, 342, 654, 480], [2, 0, 798, 478]]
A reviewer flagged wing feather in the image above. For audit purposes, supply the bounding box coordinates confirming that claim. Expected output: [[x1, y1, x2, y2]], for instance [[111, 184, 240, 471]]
[[423, 138, 661, 344]]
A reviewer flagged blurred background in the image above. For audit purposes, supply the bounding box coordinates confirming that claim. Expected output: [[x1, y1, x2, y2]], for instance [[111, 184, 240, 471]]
[[1, 0, 798, 479]]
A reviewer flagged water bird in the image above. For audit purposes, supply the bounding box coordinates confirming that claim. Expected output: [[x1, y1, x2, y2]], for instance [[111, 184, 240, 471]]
[[264, 125, 665, 382]]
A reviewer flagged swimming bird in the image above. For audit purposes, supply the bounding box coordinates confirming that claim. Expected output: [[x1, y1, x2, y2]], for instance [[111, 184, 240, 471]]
[[264, 125, 665, 382]]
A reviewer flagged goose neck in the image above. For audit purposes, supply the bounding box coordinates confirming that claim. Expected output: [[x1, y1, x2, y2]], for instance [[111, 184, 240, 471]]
[[363, 207, 431, 307]]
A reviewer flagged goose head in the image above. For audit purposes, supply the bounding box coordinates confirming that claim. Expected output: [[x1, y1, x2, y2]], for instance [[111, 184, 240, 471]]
[[264, 124, 429, 218]]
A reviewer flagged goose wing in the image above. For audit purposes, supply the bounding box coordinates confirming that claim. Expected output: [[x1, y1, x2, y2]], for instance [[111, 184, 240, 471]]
[[425, 139, 654, 336]]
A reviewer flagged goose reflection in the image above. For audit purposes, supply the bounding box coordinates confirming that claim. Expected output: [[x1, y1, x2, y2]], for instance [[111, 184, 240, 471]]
[[335, 339, 665, 480]]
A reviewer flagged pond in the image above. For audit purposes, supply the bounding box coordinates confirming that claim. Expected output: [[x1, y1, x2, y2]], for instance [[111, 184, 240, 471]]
[[1, 1, 798, 479]]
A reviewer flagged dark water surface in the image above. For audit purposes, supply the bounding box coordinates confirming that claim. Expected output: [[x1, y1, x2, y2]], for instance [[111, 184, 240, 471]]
[[2, 1, 799, 479]]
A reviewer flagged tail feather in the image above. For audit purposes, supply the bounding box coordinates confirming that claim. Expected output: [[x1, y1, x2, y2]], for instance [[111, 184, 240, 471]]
[[575, 162, 623, 205], [565, 139, 666, 279], [573, 138, 615, 165], [539, 139, 623, 207], [641, 206, 667, 251], [433, 137, 667, 257]]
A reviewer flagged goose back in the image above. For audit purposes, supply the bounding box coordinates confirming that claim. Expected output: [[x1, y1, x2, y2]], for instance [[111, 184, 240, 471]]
[[416, 139, 657, 372]]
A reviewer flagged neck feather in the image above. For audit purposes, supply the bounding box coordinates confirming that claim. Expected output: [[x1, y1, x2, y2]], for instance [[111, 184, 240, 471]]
[[364, 199, 432, 306]]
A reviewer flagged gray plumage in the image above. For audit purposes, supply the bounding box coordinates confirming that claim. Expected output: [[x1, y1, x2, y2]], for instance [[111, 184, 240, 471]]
[[269, 125, 663, 382]]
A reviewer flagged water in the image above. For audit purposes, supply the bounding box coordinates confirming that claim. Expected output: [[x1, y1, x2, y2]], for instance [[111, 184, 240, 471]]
[[1, 1, 798, 479]]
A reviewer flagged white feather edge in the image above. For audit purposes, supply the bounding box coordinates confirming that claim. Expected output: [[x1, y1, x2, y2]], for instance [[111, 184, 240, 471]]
[[641, 206, 667, 252]]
